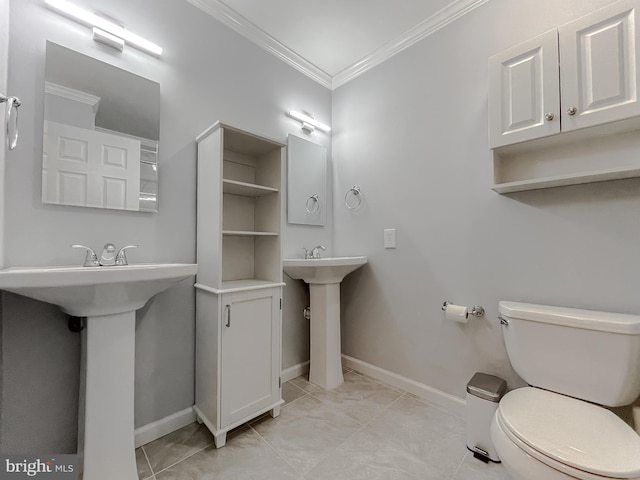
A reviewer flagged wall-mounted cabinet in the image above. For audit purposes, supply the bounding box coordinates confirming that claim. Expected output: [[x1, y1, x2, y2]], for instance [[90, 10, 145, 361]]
[[194, 122, 284, 448], [489, 0, 640, 192]]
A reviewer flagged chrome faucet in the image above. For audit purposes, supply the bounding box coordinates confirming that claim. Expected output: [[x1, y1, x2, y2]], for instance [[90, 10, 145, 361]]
[[304, 245, 326, 259], [70, 243, 138, 266], [100, 243, 117, 266], [115, 245, 138, 266], [70, 244, 99, 267]]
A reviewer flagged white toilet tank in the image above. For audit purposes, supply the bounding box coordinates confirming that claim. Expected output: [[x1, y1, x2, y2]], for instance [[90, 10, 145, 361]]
[[498, 301, 640, 407]]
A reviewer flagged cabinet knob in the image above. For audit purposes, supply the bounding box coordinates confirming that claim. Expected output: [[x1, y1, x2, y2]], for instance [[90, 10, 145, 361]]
[[567, 107, 577, 116], [544, 113, 555, 121]]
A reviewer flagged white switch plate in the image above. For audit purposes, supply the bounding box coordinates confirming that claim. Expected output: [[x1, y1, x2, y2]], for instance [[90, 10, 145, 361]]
[[384, 228, 396, 248]]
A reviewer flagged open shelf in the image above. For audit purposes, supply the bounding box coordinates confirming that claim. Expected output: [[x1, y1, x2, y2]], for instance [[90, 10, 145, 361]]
[[492, 124, 640, 193], [222, 179, 278, 197], [222, 230, 278, 236], [493, 167, 640, 193]]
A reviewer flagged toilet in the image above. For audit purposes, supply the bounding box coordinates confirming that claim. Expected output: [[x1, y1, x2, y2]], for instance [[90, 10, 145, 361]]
[[490, 301, 640, 480]]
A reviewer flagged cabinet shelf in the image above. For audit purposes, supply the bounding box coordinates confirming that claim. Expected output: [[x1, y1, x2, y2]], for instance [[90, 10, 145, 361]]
[[222, 230, 278, 236], [493, 166, 640, 193], [222, 179, 278, 197], [195, 280, 286, 295]]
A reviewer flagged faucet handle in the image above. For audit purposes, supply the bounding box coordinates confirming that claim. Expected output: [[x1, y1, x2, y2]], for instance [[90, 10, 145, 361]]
[[70, 244, 99, 267], [115, 245, 138, 266], [301, 246, 313, 259], [311, 245, 326, 259]]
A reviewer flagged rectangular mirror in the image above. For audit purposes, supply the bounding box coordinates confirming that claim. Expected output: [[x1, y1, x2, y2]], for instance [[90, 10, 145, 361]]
[[42, 42, 160, 212], [287, 134, 326, 226]]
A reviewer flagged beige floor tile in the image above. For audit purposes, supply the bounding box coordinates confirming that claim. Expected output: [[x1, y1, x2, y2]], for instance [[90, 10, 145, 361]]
[[306, 425, 448, 480], [143, 422, 214, 473], [452, 451, 512, 480], [250, 393, 362, 475], [366, 395, 467, 477], [283, 381, 307, 405], [155, 427, 299, 480], [289, 375, 321, 393], [136, 447, 153, 480], [310, 371, 403, 424]]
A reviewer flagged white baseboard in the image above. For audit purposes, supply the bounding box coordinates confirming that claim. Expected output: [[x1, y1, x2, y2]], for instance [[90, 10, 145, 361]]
[[135, 407, 197, 448], [281, 360, 310, 383], [134, 358, 464, 447], [342, 354, 466, 419], [135, 363, 309, 447]]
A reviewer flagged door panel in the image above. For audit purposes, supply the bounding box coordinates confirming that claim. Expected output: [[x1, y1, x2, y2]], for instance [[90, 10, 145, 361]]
[[43, 121, 140, 210], [220, 289, 279, 426], [489, 29, 560, 147], [560, 0, 640, 130]]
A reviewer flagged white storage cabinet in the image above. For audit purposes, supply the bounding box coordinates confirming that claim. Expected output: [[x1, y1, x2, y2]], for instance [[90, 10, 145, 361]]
[[194, 122, 285, 448], [489, 0, 640, 192]]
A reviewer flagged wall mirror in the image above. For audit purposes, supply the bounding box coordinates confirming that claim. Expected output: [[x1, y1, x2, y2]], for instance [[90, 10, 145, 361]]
[[42, 42, 160, 212], [287, 134, 326, 226]]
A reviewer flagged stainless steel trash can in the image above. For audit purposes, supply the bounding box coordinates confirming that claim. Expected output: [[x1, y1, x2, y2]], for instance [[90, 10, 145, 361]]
[[466, 372, 506, 462]]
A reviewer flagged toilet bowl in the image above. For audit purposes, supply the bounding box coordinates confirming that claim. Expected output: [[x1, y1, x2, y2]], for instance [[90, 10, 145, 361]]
[[491, 388, 640, 480], [491, 301, 640, 480]]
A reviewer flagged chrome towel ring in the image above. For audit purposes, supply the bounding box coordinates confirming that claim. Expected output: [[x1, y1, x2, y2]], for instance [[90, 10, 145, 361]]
[[0, 94, 21, 151], [306, 194, 320, 214], [344, 185, 362, 210]]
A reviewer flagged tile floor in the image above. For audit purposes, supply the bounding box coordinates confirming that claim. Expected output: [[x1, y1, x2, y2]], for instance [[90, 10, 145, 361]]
[[136, 369, 511, 479]]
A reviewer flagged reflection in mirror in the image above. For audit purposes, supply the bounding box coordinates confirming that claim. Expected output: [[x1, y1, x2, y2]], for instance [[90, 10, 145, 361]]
[[287, 134, 326, 226], [42, 42, 160, 212]]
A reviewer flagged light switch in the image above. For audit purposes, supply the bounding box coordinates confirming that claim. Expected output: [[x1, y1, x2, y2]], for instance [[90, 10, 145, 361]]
[[384, 228, 396, 249]]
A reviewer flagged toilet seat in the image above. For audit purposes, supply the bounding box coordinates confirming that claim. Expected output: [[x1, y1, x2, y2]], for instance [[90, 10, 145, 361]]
[[496, 388, 640, 479]]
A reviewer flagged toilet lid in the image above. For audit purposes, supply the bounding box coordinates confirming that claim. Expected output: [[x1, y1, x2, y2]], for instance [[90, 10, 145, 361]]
[[498, 387, 640, 478]]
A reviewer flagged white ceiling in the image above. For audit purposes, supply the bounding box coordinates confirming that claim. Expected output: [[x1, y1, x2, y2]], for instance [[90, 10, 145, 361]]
[[186, 0, 489, 89]]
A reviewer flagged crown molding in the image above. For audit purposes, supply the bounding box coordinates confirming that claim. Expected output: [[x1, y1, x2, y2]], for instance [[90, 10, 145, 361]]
[[332, 0, 490, 89], [185, 0, 332, 89], [185, 0, 489, 90], [44, 81, 102, 113]]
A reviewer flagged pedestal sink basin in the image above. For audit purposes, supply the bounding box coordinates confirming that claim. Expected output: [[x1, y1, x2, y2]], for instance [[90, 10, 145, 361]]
[[283, 256, 367, 390], [0, 263, 197, 480]]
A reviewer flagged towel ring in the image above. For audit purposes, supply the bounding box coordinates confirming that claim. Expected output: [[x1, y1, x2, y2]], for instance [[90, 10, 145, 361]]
[[305, 194, 320, 214], [1, 94, 21, 151], [345, 185, 362, 210]]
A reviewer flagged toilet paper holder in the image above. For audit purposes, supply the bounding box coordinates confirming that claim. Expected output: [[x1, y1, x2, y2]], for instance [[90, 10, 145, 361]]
[[442, 301, 485, 318]]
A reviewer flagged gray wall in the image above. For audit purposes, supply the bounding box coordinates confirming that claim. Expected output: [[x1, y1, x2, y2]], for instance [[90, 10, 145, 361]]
[[2, 0, 329, 452], [333, 0, 640, 427], [0, 0, 10, 453]]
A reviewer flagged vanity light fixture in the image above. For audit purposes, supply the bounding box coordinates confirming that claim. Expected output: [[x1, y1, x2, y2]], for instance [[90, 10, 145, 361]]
[[287, 110, 331, 133], [45, 0, 163, 57]]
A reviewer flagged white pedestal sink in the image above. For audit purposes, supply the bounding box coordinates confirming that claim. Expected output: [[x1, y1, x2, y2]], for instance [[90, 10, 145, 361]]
[[283, 257, 367, 390], [0, 263, 197, 480]]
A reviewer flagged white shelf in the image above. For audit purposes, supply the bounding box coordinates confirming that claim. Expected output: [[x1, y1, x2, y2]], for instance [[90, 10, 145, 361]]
[[491, 122, 640, 194], [222, 230, 278, 236], [222, 179, 278, 197], [492, 166, 640, 193], [195, 280, 286, 295]]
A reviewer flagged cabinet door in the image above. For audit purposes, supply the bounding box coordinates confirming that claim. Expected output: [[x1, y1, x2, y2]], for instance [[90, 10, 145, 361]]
[[560, 0, 640, 131], [220, 288, 280, 427], [489, 29, 560, 148]]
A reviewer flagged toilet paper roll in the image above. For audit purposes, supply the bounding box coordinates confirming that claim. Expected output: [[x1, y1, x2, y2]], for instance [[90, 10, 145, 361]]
[[445, 304, 469, 324]]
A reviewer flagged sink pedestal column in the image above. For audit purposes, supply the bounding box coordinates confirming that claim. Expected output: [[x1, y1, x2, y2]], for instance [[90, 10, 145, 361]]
[[80, 311, 138, 480], [308, 283, 344, 390]]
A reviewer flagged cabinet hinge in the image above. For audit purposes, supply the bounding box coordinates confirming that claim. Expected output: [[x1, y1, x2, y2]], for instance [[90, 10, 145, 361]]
[[280, 298, 282, 310], [279, 377, 282, 388]]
